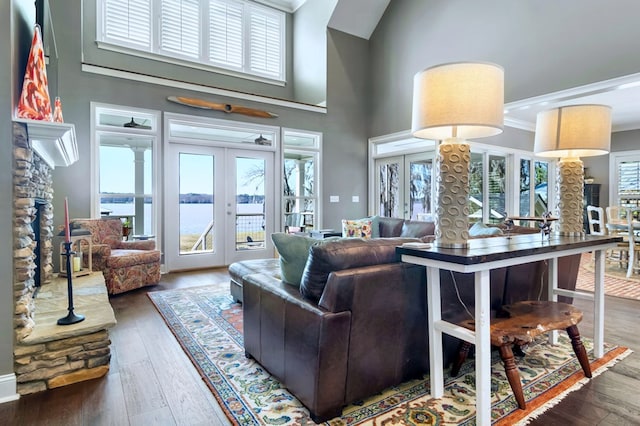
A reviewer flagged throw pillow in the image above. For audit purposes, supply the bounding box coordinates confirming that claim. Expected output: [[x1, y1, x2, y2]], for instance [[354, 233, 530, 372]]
[[300, 237, 418, 302], [271, 233, 340, 287], [469, 222, 504, 237], [341, 218, 373, 238]]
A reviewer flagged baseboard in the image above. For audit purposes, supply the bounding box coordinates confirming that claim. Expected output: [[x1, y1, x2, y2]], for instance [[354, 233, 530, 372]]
[[0, 373, 19, 404]]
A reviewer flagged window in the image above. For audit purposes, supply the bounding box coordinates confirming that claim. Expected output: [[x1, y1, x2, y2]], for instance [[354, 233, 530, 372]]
[[282, 129, 321, 231], [612, 153, 640, 209], [92, 104, 160, 240], [519, 157, 550, 218], [97, 0, 285, 82]]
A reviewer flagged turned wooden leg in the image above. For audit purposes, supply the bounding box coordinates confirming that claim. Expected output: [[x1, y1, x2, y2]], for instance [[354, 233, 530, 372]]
[[566, 325, 592, 378], [498, 344, 526, 410], [450, 341, 472, 376]]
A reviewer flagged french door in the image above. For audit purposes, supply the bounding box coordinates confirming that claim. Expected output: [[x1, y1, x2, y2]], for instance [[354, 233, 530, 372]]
[[375, 153, 434, 220], [165, 144, 275, 271]]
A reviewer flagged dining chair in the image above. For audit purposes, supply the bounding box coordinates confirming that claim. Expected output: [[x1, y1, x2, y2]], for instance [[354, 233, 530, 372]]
[[586, 205, 606, 235], [624, 210, 640, 276]]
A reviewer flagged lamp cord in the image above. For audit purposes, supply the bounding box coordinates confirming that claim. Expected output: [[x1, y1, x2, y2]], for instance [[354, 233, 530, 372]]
[[450, 270, 474, 320]]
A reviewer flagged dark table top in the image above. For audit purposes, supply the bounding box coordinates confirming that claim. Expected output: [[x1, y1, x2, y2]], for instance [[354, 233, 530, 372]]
[[396, 233, 622, 266]]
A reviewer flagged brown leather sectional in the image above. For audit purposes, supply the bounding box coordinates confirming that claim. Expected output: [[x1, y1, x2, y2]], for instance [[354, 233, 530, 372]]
[[235, 218, 582, 422]]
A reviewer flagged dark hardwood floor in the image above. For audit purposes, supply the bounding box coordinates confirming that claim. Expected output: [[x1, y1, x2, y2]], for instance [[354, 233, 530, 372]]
[[1, 268, 639, 425]]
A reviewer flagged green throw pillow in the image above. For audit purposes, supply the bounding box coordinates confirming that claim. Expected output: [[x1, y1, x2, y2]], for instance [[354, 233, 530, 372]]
[[469, 222, 503, 237], [271, 233, 338, 287]]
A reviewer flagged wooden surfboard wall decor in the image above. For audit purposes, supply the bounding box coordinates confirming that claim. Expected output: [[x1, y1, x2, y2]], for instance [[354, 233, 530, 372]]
[[167, 96, 278, 118]]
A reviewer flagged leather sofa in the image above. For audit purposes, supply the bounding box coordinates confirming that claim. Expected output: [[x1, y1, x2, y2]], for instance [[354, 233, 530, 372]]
[[229, 216, 434, 303], [234, 219, 582, 421]]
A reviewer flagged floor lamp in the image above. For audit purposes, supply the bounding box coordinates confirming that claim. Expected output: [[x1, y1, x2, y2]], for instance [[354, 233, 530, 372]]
[[534, 104, 612, 235], [411, 62, 504, 248]]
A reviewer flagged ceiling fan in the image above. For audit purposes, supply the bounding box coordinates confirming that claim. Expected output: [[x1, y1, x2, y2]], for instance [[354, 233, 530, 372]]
[[167, 96, 278, 119], [254, 134, 271, 145], [123, 117, 151, 129]]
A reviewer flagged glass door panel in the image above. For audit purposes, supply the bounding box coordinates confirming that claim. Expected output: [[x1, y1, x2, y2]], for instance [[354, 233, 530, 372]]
[[405, 153, 433, 220], [179, 153, 215, 254], [234, 156, 266, 251], [165, 145, 225, 270], [376, 156, 404, 218], [225, 149, 274, 265]]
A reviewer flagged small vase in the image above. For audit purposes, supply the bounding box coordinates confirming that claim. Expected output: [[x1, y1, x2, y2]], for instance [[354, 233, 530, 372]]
[[53, 96, 64, 123]]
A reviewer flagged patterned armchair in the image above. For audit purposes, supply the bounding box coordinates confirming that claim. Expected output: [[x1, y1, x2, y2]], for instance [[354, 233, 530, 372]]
[[71, 218, 161, 295]]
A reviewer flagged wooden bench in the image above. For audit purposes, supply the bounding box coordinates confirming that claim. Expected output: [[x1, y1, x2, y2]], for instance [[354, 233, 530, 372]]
[[450, 300, 592, 410]]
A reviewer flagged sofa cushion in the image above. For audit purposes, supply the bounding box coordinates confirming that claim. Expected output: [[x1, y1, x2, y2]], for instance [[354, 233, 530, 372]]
[[341, 218, 373, 238], [271, 233, 339, 286], [378, 217, 405, 237], [300, 237, 417, 302], [400, 220, 435, 238]]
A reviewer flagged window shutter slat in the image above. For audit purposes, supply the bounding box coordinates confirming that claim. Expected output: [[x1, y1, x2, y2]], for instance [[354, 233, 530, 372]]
[[248, 7, 282, 77], [104, 0, 151, 49], [99, 0, 284, 81], [209, 0, 243, 68], [160, 0, 200, 58]]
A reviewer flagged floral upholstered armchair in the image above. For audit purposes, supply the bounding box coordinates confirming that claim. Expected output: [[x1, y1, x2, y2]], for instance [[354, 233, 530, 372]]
[[71, 218, 161, 295]]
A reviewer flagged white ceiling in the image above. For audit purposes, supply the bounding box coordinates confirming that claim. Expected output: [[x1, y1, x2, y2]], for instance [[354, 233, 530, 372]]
[[504, 73, 640, 133]]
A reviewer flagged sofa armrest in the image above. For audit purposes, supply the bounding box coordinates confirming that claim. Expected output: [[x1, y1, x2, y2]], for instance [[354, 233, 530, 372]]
[[114, 240, 156, 250], [318, 262, 429, 400], [242, 272, 350, 421]]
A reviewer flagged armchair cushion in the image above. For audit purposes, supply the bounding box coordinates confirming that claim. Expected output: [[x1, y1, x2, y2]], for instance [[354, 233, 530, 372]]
[[71, 217, 161, 294]]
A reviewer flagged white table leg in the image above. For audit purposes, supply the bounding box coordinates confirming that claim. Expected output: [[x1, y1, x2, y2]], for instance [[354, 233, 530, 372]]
[[594, 249, 605, 358], [474, 270, 491, 426], [426, 266, 444, 398]]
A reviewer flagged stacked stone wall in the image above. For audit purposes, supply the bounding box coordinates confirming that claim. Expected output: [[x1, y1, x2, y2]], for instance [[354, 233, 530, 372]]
[[12, 122, 113, 395], [14, 331, 111, 394]]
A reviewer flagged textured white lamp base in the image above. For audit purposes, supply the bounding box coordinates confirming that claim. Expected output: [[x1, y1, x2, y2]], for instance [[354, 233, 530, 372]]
[[435, 139, 470, 248], [557, 157, 585, 236]]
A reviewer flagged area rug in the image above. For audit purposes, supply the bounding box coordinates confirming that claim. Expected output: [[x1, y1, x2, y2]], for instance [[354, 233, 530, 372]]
[[148, 284, 631, 425], [576, 253, 640, 300]]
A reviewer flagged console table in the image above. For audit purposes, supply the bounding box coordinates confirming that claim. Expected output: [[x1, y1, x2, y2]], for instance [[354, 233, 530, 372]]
[[397, 233, 621, 425]]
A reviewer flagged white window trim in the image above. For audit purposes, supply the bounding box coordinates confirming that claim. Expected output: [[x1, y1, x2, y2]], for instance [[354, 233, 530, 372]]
[[90, 102, 163, 254], [368, 131, 557, 221], [96, 0, 286, 85], [282, 128, 322, 230], [610, 150, 640, 205]]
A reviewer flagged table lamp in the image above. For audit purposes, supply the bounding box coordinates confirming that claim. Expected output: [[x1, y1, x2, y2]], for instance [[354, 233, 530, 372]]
[[534, 104, 612, 235], [412, 62, 504, 248]]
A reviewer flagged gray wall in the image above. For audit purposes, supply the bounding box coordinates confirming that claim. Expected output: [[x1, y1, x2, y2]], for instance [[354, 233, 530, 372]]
[[292, 0, 335, 105], [2, 0, 39, 394], [368, 0, 640, 139], [0, 0, 16, 384], [48, 0, 370, 238], [81, 1, 295, 101]]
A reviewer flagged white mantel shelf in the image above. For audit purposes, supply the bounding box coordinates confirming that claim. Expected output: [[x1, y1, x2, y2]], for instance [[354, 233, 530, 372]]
[[13, 118, 78, 168]]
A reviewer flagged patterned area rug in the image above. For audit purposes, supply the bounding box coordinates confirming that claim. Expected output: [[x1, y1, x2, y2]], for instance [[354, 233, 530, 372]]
[[577, 253, 640, 300], [148, 284, 631, 425]]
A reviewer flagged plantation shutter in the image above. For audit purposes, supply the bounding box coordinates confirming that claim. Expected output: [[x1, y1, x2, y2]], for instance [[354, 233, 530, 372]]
[[248, 6, 283, 78], [209, 0, 243, 69], [159, 0, 200, 58], [102, 0, 152, 50], [619, 160, 640, 199]]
